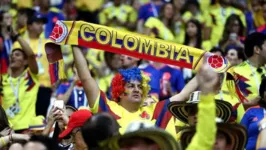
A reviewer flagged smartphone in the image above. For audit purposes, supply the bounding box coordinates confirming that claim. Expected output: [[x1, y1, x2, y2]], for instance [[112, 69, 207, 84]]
[[229, 33, 237, 41], [53, 100, 64, 109]]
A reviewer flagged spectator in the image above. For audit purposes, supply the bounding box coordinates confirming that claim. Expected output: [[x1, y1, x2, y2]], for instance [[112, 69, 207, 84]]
[[219, 14, 245, 50], [209, 0, 246, 46], [16, 8, 35, 37], [245, 0, 264, 33], [0, 11, 13, 74], [1, 27, 43, 132], [14, 14, 51, 117], [144, 2, 175, 41], [81, 112, 120, 149], [241, 76, 266, 150], [120, 54, 160, 99], [224, 45, 246, 66], [56, 63, 88, 109], [23, 135, 60, 150], [257, 2, 266, 34], [71, 46, 176, 136], [173, 0, 186, 44], [234, 32, 266, 109], [59, 109, 93, 150], [99, 0, 137, 31], [38, 0, 65, 39], [137, 0, 163, 33]]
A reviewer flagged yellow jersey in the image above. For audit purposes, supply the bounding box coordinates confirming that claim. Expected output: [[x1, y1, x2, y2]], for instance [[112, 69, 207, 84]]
[[1, 69, 40, 130], [145, 17, 175, 41], [99, 4, 137, 31], [13, 37, 50, 87], [90, 91, 176, 137]]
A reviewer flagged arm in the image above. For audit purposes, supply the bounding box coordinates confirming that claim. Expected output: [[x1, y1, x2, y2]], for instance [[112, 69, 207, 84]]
[[257, 118, 266, 149], [16, 36, 38, 74], [186, 62, 218, 150], [170, 76, 198, 102], [57, 82, 75, 105], [72, 46, 99, 108], [0, 134, 30, 148]]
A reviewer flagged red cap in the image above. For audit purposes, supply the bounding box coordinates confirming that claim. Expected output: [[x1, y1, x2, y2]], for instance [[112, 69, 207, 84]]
[[59, 109, 92, 139]]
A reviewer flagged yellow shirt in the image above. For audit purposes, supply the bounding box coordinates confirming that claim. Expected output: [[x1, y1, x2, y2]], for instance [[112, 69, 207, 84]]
[[145, 17, 175, 41], [75, 0, 104, 12], [182, 11, 212, 27], [90, 91, 176, 137], [1, 69, 40, 130], [209, 5, 246, 46], [215, 76, 245, 123], [99, 4, 137, 31], [233, 61, 265, 101], [12, 0, 32, 8], [13, 37, 50, 87]]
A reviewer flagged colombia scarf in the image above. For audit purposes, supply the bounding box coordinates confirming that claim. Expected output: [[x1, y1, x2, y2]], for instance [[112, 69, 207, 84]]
[[45, 20, 247, 103]]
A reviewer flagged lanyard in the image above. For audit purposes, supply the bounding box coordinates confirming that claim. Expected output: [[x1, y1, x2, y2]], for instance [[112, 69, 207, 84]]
[[73, 87, 88, 109], [150, 2, 158, 17], [4, 39, 12, 56], [26, 38, 42, 58], [246, 60, 260, 93], [9, 74, 23, 103]]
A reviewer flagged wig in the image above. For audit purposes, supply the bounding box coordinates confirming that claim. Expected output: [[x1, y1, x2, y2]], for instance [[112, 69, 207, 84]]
[[111, 67, 150, 102]]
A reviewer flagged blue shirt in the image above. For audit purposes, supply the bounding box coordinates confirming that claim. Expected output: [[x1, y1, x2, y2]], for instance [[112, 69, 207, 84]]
[[138, 2, 162, 22], [140, 65, 161, 97], [40, 8, 65, 39], [56, 82, 88, 109], [241, 106, 266, 150]]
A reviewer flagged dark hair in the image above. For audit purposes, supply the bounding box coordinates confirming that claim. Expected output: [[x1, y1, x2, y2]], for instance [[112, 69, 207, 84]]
[[0, 106, 9, 132], [0, 11, 7, 29], [17, 8, 35, 19], [104, 52, 118, 71], [225, 46, 246, 61], [29, 135, 61, 150], [81, 113, 120, 149], [12, 49, 28, 59], [259, 77, 266, 108], [184, 19, 202, 49], [184, 0, 200, 11], [209, 47, 225, 56], [244, 32, 266, 58], [159, 3, 175, 36]]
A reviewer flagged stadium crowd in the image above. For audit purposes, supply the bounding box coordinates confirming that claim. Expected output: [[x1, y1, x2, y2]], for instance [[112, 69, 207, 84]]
[[0, 0, 266, 149]]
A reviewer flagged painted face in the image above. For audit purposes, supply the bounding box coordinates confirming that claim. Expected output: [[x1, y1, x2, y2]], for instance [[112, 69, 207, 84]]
[[213, 132, 233, 150], [120, 80, 143, 104], [120, 55, 139, 69], [225, 49, 241, 65], [186, 22, 198, 38], [10, 50, 27, 69], [120, 137, 160, 150], [164, 4, 174, 19]]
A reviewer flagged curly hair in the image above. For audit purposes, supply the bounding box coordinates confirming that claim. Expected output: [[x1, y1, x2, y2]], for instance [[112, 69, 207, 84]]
[[111, 67, 150, 102]]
